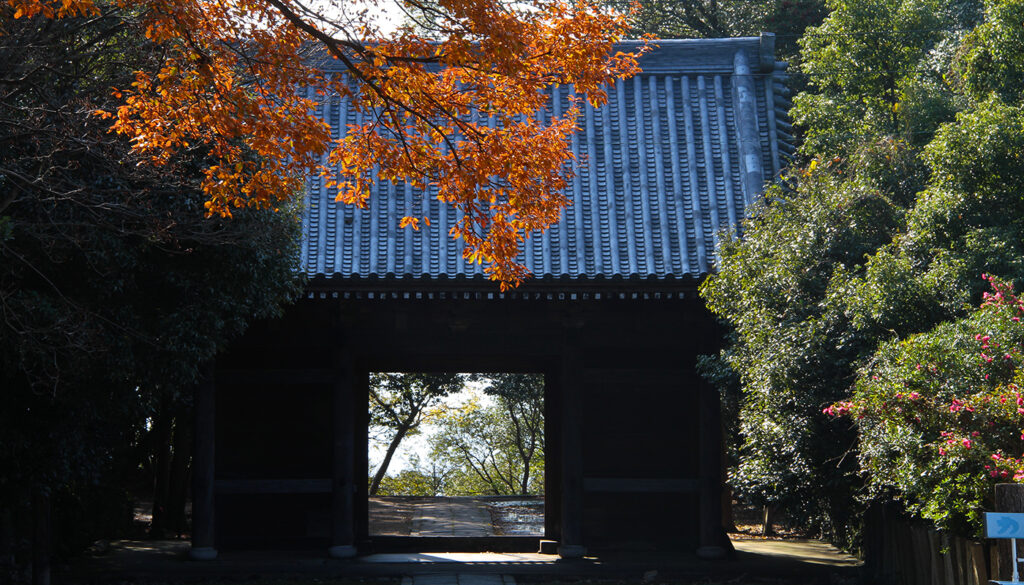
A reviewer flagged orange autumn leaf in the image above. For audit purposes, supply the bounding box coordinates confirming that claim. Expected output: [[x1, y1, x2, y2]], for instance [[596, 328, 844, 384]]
[[5, 0, 648, 287]]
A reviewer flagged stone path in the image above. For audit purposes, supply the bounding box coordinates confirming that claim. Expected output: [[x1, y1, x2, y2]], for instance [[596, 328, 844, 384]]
[[402, 574, 515, 585], [411, 498, 494, 537], [361, 552, 550, 563], [733, 538, 861, 566]]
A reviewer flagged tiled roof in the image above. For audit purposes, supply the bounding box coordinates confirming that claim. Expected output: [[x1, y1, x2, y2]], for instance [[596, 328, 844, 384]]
[[300, 35, 790, 285]]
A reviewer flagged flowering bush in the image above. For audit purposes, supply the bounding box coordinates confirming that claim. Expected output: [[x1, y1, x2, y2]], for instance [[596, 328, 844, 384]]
[[828, 276, 1024, 535]]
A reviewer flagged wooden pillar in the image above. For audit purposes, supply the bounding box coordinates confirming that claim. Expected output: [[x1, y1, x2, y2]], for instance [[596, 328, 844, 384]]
[[559, 330, 586, 559], [189, 364, 217, 560], [697, 378, 726, 559], [329, 346, 357, 558], [995, 483, 1024, 579]]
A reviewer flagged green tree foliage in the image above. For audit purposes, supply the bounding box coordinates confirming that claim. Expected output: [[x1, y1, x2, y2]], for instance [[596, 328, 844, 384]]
[[374, 455, 450, 496], [428, 376, 544, 496], [0, 5, 302, 567], [604, 0, 826, 58], [702, 150, 914, 543], [955, 0, 1024, 102], [793, 0, 971, 157], [368, 373, 465, 495], [703, 0, 1024, 545]]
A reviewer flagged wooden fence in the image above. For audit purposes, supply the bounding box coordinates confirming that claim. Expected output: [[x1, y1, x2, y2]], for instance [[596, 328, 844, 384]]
[[862, 504, 997, 585]]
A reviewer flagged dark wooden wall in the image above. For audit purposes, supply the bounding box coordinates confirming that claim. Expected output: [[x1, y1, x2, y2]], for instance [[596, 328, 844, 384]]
[[210, 291, 720, 552]]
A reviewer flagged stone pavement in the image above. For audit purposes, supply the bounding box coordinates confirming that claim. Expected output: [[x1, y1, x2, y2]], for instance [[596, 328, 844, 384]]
[[411, 498, 494, 537], [402, 573, 516, 585], [65, 539, 863, 583]]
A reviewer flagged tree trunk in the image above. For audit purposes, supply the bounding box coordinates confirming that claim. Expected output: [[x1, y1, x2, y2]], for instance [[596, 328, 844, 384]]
[[721, 485, 737, 533], [166, 410, 192, 535], [150, 402, 173, 538], [761, 504, 775, 537], [0, 504, 14, 580], [369, 424, 411, 496], [720, 428, 737, 532], [32, 491, 49, 585]]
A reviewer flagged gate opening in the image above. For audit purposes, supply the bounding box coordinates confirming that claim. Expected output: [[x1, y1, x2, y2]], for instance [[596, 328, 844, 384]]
[[366, 372, 545, 538]]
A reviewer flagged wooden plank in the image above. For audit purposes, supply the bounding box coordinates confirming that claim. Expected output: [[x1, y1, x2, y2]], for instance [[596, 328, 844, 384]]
[[928, 528, 944, 585], [913, 524, 930, 585], [582, 477, 699, 493], [217, 369, 335, 385], [942, 532, 955, 585], [215, 479, 332, 494], [971, 540, 989, 585]]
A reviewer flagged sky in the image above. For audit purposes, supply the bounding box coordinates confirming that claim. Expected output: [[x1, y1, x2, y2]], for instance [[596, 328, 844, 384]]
[[362, 0, 405, 34]]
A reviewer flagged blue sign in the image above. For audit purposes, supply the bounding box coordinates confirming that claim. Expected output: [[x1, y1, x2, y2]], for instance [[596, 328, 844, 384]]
[[985, 512, 1024, 539]]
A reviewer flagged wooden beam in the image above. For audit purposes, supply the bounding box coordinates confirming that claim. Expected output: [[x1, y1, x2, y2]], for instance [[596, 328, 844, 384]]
[[216, 369, 335, 385], [214, 479, 332, 494], [582, 478, 699, 493]]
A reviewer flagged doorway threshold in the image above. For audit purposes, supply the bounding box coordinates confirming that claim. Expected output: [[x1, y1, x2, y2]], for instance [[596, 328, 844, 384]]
[[359, 552, 556, 564], [362, 536, 542, 553]]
